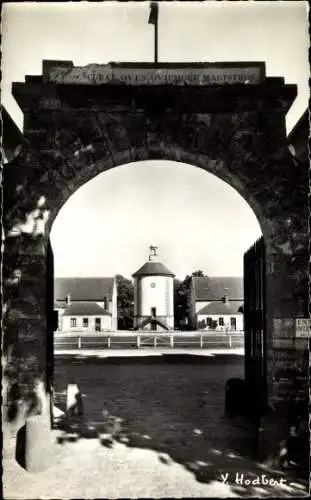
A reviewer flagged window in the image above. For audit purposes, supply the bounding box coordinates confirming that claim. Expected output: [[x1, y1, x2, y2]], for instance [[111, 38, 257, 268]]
[[218, 317, 224, 327], [70, 318, 77, 328], [95, 318, 101, 331], [206, 317, 212, 328], [230, 317, 237, 330], [83, 318, 88, 328]]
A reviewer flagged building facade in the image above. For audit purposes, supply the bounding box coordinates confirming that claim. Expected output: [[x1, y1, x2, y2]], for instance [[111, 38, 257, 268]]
[[188, 276, 243, 331], [54, 277, 117, 332], [132, 246, 175, 331]]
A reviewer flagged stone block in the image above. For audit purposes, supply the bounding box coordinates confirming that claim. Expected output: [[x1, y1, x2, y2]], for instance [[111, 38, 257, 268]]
[[272, 318, 295, 338], [4, 319, 47, 359], [4, 234, 47, 257], [257, 411, 287, 465], [272, 338, 295, 348], [3, 436, 17, 461], [294, 338, 309, 350], [25, 415, 54, 473]]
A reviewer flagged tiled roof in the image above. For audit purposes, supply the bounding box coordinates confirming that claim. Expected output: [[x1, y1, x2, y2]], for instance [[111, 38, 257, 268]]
[[62, 302, 112, 316], [192, 276, 243, 301], [54, 301, 67, 309], [197, 301, 243, 315], [54, 277, 114, 301], [132, 261, 175, 278]]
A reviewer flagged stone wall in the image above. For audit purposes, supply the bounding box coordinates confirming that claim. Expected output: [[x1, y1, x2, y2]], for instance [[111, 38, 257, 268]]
[[3, 65, 308, 446]]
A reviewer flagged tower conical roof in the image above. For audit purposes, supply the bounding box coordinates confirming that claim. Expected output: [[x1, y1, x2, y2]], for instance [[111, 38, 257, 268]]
[[132, 246, 175, 278], [132, 261, 175, 278]]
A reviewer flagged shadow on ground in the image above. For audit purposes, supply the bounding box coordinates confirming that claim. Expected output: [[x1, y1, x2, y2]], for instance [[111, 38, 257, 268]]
[[52, 353, 308, 498]]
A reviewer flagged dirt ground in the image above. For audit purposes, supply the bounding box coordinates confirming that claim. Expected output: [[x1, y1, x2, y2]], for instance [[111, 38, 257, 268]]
[[4, 351, 308, 498]]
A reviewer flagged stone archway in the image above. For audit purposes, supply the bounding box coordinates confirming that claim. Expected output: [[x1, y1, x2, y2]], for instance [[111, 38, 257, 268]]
[[3, 61, 308, 459]]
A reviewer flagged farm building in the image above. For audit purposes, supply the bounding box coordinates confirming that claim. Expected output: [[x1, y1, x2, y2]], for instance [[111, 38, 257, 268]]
[[188, 276, 243, 331], [54, 277, 117, 332]]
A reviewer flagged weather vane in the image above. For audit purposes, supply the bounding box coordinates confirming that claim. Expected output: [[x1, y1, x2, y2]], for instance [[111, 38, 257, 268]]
[[149, 245, 158, 258]]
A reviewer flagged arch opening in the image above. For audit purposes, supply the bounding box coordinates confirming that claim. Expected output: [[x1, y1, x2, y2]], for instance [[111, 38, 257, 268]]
[[50, 159, 262, 280], [50, 160, 265, 462], [47, 152, 268, 243]]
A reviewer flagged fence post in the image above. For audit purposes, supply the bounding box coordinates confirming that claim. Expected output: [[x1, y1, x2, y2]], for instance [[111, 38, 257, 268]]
[[137, 335, 140, 348], [78, 336, 81, 349], [200, 335, 203, 349], [170, 335, 174, 348], [108, 336, 111, 349], [229, 334, 232, 348], [154, 335, 157, 348]]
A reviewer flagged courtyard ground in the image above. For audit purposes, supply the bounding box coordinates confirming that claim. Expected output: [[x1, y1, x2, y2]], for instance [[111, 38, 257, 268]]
[[4, 350, 309, 498]]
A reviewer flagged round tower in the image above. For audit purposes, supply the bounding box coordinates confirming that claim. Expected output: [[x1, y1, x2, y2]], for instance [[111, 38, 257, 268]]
[[132, 246, 175, 331]]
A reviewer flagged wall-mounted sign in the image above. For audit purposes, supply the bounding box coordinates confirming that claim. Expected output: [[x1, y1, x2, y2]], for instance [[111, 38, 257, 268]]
[[43, 61, 265, 86], [295, 318, 311, 338]]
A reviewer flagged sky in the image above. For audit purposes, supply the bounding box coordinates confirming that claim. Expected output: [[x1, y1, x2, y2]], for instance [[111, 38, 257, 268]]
[[49, 161, 262, 280], [1, 1, 309, 280]]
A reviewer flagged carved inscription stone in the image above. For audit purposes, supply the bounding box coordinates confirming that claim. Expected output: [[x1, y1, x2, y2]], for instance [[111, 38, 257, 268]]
[[43, 60, 265, 86], [295, 318, 311, 338]]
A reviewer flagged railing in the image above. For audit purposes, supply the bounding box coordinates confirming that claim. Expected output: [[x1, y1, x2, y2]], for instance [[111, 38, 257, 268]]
[[54, 331, 244, 351]]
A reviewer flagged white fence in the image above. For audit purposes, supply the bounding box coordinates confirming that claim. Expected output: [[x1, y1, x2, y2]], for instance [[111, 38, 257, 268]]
[[54, 331, 244, 350]]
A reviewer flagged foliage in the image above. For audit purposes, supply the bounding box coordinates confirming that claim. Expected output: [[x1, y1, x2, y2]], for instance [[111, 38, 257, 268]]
[[116, 274, 134, 330], [191, 270, 205, 277], [174, 270, 208, 329]]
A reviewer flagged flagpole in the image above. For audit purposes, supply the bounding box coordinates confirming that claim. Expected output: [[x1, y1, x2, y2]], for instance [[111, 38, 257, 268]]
[[148, 2, 159, 64], [154, 12, 158, 64]]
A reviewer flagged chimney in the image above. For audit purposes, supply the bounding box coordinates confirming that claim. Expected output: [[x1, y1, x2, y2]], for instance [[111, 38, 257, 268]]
[[66, 293, 71, 306], [223, 288, 229, 304]]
